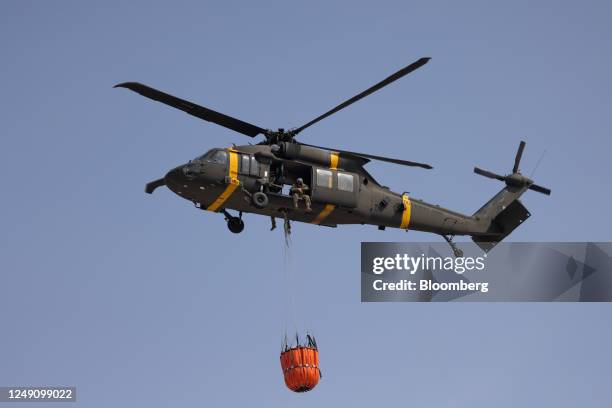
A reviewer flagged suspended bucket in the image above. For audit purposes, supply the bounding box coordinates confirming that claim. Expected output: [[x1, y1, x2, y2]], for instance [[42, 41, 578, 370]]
[[280, 334, 321, 392]]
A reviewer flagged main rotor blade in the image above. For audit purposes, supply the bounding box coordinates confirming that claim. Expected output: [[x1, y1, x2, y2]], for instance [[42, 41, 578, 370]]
[[529, 183, 551, 195], [302, 143, 433, 169], [114, 82, 266, 138], [292, 57, 431, 135], [513, 140, 526, 173], [474, 167, 505, 181]]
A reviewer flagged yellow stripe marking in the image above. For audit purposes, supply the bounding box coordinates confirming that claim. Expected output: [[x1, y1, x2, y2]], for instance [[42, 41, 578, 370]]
[[312, 204, 335, 225], [310, 153, 340, 224], [400, 194, 412, 229], [330, 152, 339, 170], [206, 149, 240, 212]]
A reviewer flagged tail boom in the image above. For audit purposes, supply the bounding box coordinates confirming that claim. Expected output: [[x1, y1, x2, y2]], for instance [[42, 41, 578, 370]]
[[401, 141, 549, 253]]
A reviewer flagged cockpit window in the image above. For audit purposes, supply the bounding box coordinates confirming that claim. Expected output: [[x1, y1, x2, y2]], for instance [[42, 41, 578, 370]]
[[197, 149, 227, 164], [195, 149, 214, 161], [210, 150, 228, 164]]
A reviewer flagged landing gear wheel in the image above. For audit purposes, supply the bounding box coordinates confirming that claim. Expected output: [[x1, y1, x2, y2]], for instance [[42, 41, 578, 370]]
[[252, 191, 269, 209], [227, 217, 245, 234]]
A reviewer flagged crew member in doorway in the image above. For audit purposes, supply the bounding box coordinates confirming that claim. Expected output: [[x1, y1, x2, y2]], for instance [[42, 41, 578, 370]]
[[291, 178, 312, 212]]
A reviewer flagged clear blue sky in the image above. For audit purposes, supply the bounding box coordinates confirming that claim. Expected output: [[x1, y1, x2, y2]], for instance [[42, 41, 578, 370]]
[[1, 1, 611, 406]]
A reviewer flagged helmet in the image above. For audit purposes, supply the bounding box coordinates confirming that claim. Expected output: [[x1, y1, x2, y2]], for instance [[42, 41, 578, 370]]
[[297, 178, 304, 184]]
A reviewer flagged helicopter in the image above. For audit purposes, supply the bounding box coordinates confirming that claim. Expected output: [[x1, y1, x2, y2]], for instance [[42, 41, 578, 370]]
[[115, 57, 550, 254]]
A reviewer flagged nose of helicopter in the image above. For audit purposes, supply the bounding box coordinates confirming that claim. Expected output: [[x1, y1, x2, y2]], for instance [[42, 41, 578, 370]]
[[164, 163, 193, 199], [163, 160, 210, 199], [163, 164, 192, 195], [164, 161, 208, 195], [165, 165, 188, 184]]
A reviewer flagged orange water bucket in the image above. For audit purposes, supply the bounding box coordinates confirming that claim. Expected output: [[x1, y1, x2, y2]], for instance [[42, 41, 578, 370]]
[[280, 346, 320, 392]]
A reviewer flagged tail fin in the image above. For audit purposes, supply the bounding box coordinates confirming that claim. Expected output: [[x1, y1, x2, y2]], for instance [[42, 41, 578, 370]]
[[471, 141, 551, 252]]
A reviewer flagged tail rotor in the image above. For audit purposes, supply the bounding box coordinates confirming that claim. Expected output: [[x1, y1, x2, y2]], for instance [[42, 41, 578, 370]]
[[474, 140, 551, 196], [512, 140, 526, 174]]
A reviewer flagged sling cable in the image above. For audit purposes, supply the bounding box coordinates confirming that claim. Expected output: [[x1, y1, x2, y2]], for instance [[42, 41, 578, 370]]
[[279, 232, 321, 392]]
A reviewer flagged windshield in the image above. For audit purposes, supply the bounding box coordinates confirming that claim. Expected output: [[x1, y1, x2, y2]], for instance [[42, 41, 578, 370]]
[[194, 149, 227, 164], [195, 149, 215, 161]]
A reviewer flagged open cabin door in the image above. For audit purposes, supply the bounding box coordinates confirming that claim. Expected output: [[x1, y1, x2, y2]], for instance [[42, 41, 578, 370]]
[[310, 166, 358, 208]]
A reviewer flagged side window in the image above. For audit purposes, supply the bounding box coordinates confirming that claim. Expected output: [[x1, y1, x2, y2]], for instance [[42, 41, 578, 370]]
[[210, 150, 228, 164], [316, 168, 333, 188], [250, 156, 259, 176], [337, 172, 354, 192], [240, 154, 250, 174]]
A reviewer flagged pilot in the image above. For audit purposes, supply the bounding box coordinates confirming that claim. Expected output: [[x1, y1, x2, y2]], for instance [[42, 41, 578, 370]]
[[291, 178, 312, 212]]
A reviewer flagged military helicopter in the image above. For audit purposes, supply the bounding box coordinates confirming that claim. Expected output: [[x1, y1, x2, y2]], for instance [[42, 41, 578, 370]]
[[115, 57, 550, 254]]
